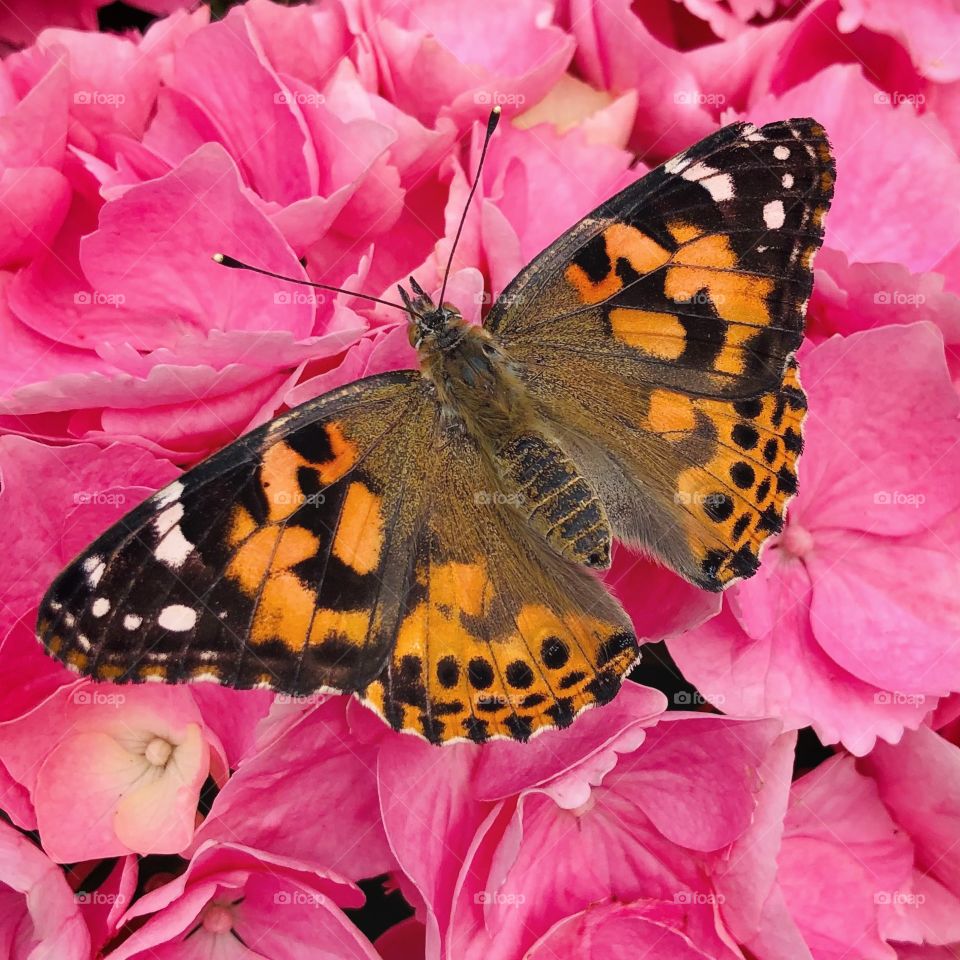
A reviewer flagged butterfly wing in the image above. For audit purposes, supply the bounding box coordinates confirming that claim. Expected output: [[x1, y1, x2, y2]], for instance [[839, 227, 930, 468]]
[[37, 372, 638, 744], [486, 118, 833, 590], [37, 372, 429, 694]]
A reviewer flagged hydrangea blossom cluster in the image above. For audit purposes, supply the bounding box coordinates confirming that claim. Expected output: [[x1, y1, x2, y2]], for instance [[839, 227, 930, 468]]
[[1, 1, 959, 957]]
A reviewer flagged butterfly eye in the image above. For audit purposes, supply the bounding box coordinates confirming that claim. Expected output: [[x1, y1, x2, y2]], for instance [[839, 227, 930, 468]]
[[407, 323, 421, 348]]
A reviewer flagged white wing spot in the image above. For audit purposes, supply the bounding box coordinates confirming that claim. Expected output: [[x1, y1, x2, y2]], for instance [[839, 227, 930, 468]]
[[763, 200, 786, 229], [91, 597, 110, 618], [665, 151, 692, 174], [83, 555, 105, 587], [158, 605, 197, 632], [153, 503, 194, 568], [77, 634, 91, 651], [774, 145, 791, 160], [782, 173, 794, 188], [191, 671, 222, 683], [745, 131, 765, 142], [700, 173, 735, 202], [681, 161, 716, 181], [155, 481, 185, 507], [123, 614, 142, 630]]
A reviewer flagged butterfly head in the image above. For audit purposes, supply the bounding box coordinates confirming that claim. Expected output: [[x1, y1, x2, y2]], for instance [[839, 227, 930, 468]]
[[401, 276, 464, 351]]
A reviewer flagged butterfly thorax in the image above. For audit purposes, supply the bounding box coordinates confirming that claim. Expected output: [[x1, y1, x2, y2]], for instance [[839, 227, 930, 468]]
[[411, 298, 612, 570]]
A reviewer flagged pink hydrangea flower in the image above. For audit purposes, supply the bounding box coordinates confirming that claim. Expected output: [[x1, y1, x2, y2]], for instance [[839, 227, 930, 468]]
[[104, 841, 376, 960], [376, 684, 797, 959], [0, 818, 90, 959], [0, 682, 225, 862]]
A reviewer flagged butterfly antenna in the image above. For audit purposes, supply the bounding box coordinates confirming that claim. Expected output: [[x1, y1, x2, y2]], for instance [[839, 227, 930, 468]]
[[437, 106, 501, 308], [212, 253, 413, 315]]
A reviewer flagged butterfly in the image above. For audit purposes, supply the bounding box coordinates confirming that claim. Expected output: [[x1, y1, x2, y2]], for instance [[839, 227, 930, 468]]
[[36, 116, 834, 745]]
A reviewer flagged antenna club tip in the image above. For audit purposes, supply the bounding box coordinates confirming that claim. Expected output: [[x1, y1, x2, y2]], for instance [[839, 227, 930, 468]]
[[212, 252, 225, 263], [486, 106, 501, 134]]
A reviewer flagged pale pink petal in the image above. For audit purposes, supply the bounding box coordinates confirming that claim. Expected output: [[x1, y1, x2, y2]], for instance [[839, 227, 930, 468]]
[[526, 898, 741, 959], [193, 699, 392, 881], [797, 325, 960, 536], [365, 0, 574, 128], [378, 736, 490, 959], [473, 681, 666, 802], [837, 0, 960, 81], [779, 756, 914, 960], [0, 819, 90, 960], [167, 10, 317, 204], [113, 722, 208, 853], [566, 0, 719, 158], [37, 29, 161, 140], [861, 726, 960, 904], [80, 143, 314, 340]]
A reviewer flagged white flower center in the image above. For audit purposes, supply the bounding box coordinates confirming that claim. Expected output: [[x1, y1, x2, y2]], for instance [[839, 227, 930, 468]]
[[144, 737, 174, 767]]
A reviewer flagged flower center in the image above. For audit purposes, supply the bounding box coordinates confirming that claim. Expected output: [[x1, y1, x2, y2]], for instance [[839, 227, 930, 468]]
[[570, 793, 597, 817], [780, 523, 814, 558], [144, 737, 173, 767], [201, 903, 233, 935]]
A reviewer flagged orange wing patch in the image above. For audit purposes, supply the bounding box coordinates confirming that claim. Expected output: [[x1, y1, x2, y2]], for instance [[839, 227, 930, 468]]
[[565, 218, 780, 380], [259, 425, 358, 522], [609, 308, 686, 360], [565, 223, 670, 304], [333, 481, 385, 575]]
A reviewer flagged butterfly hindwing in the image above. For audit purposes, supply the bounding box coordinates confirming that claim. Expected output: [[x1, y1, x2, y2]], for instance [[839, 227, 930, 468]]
[[487, 118, 832, 589]]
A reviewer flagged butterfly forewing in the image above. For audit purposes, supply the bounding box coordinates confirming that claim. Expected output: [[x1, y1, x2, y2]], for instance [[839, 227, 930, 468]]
[[38, 373, 426, 695], [487, 118, 833, 589]]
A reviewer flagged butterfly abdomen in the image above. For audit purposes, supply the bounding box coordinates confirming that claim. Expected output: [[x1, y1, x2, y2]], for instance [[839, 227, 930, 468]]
[[496, 433, 611, 569]]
